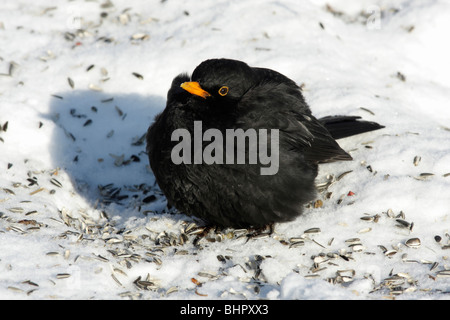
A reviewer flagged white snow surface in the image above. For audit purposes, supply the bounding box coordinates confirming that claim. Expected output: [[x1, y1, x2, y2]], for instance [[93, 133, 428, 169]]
[[0, 0, 449, 300]]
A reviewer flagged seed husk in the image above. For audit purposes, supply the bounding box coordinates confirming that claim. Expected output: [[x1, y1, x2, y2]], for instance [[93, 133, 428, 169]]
[[430, 262, 439, 271], [131, 33, 150, 40], [8, 286, 23, 293], [358, 227, 372, 234], [166, 286, 178, 295], [29, 188, 44, 195], [111, 273, 123, 286], [436, 270, 450, 278], [336, 170, 353, 181], [360, 107, 375, 115], [313, 199, 323, 208], [88, 83, 102, 91]]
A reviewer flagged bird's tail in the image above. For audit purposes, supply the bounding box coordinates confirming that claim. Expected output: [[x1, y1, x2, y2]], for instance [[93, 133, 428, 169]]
[[319, 116, 384, 140]]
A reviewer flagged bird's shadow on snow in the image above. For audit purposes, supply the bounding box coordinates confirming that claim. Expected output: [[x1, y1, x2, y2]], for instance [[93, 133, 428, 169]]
[[46, 90, 187, 223]]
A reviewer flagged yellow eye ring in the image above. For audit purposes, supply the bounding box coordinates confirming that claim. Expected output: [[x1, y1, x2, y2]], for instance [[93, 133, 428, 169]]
[[218, 86, 229, 96]]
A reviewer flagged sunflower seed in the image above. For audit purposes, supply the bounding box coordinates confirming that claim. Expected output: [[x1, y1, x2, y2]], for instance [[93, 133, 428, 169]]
[[8, 207, 24, 213], [56, 273, 71, 279], [22, 280, 39, 287], [413, 173, 434, 181], [50, 178, 62, 188], [384, 250, 397, 257], [360, 214, 380, 222], [413, 156, 421, 166], [396, 219, 411, 229], [304, 227, 321, 234], [430, 262, 439, 271], [132, 72, 143, 80], [83, 119, 92, 127], [289, 237, 305, 243], [9, 225, 25, 233], [289, 241, 305, 248], [68, 77, 74, 89], [345, 238, 361, 245], [405, 238, 421, 248]]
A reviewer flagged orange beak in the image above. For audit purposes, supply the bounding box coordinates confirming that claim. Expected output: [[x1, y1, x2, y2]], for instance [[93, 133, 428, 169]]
[[180, 81, 211, 99]]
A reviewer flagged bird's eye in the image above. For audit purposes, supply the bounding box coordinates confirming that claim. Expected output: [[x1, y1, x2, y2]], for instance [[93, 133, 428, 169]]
[[218, 86, 229, 96]]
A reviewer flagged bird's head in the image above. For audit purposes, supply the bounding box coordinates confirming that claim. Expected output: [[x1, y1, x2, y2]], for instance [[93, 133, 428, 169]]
[[180, 59, 257, 105]]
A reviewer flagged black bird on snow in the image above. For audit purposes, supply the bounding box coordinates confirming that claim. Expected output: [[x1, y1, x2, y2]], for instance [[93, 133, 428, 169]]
[[146, 58, 383, 228]]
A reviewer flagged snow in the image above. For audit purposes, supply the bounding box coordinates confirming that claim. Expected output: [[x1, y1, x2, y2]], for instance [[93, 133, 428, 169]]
[[0, 0, 449, 300]]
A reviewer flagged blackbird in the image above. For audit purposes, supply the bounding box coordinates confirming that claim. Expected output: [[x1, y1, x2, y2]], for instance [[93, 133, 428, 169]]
[[146, 58, 383, 228]]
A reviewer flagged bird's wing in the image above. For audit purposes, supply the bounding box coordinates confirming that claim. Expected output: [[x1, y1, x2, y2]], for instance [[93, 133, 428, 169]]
[[239, 82, 352, 163]]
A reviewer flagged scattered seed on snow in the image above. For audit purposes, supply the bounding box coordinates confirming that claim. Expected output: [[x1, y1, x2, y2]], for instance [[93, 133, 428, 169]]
[[132, 72, 143, 80], [50, 178, 62, 188], [405, 238, 421, 248]]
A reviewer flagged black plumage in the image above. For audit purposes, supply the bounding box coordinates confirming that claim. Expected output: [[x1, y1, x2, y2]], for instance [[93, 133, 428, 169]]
[[146, 58, 383, 228]]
